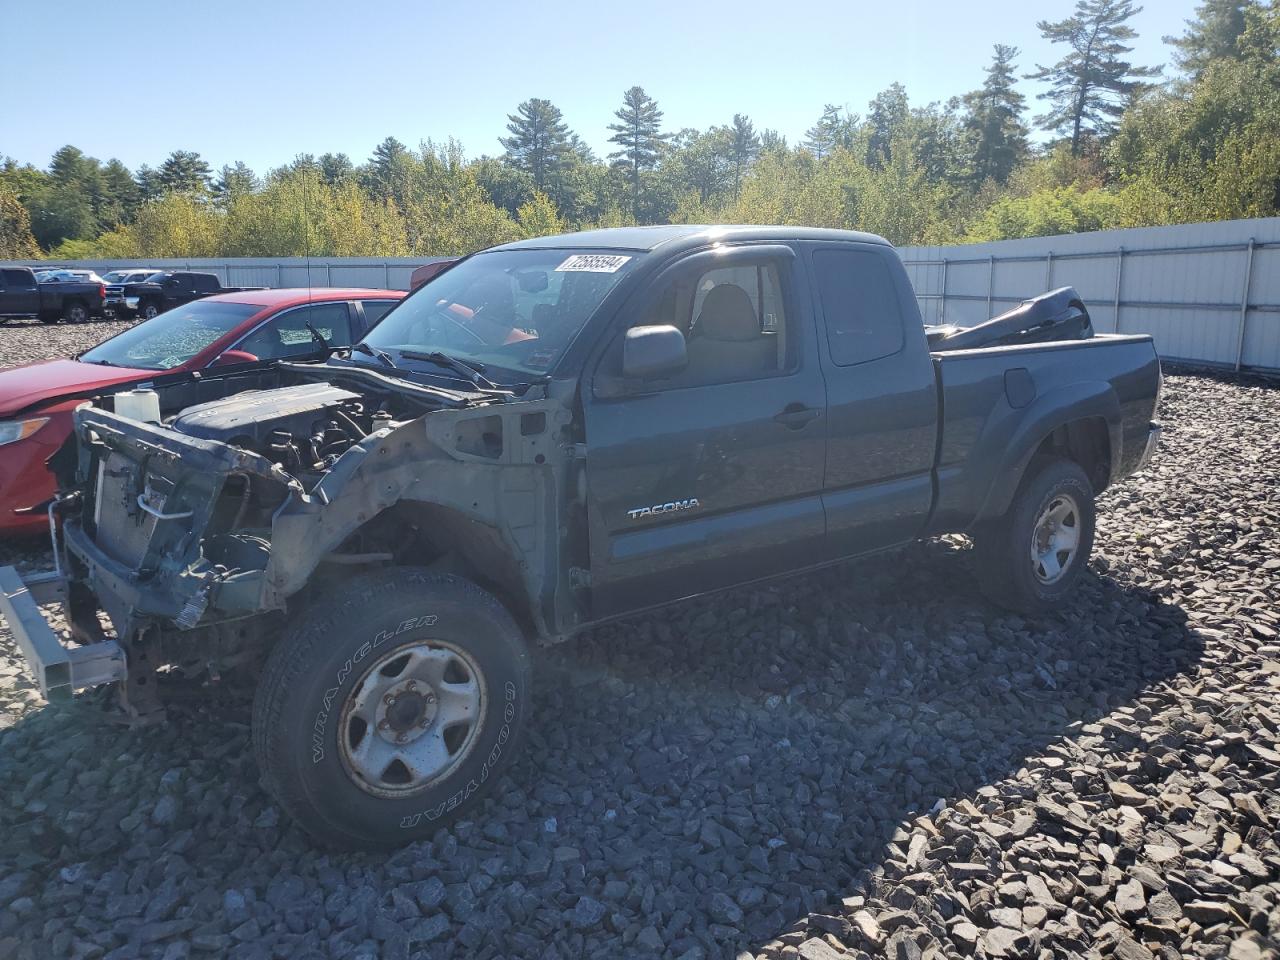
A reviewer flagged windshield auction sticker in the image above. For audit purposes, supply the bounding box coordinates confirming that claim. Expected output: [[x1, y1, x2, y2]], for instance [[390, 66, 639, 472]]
[[555, 254, 632, 273]]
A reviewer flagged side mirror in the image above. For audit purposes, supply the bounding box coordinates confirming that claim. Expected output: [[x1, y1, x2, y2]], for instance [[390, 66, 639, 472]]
[[212, 349, 258, 366], [623, 324, 687, 380]]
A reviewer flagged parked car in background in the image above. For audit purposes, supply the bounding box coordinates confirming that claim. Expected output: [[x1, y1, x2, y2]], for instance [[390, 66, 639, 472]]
[[101, 269, 160, 284], [102, 269, 163, 314], [36, 269, 104, 283], [0, 266, 105, 324], [108, 271, 267, 319], [0, 287, 405, 535]]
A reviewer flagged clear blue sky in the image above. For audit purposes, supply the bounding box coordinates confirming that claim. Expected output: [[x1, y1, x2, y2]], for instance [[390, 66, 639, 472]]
[[5, 0, 1196, 174]]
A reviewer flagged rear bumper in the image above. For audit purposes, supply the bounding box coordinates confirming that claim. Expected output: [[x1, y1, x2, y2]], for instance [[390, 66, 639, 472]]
[[0, 566, 126, 701]]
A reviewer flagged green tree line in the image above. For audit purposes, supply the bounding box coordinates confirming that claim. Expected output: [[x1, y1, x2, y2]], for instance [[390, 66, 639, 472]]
[[1, 0, 1276, 261]]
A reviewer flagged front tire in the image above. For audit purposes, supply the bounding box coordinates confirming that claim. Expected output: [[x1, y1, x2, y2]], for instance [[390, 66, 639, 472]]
[[974, 457, 1095, 615], [252, 569, 531, 849], [140, 301, 160, 320]]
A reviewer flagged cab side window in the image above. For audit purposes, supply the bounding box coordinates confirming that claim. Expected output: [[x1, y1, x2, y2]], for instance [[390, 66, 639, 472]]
[[237, 303, 352, 360], [611, 260, 789, 392], [360, 299, 398, 329], [812, 248, 905, 366]]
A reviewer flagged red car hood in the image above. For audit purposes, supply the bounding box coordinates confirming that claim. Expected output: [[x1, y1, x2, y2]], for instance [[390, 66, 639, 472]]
[[0, 359, 158, 418]]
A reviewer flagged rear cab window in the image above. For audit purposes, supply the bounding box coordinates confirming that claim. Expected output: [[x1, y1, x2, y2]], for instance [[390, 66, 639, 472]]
[[811, 247, 905, 366]]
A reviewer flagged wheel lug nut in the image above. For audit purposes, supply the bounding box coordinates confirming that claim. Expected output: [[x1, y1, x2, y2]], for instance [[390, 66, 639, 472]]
[[425, 693, 436, 703], [405, 680, 416, 690], [378, 719, 389, 730], [384, 694, 395, 704], [396, 734, 407, 743]]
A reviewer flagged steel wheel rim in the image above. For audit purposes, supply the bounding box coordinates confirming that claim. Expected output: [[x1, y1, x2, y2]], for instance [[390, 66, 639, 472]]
[[1030, 493, 1080, 585], [337, 640, 485, 798]]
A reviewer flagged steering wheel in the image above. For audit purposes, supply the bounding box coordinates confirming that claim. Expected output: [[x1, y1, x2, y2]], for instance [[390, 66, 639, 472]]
[[433, 304, 487, 346]]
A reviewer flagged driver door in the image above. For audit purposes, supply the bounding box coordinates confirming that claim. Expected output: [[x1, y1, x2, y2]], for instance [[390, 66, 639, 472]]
[[581, 245, 827, 618]]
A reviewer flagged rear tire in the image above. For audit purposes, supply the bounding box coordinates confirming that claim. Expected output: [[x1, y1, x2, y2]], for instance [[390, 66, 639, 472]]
[[62, 301, 89, 324], [974, 457, 1095, 615], [252, 569, 531, 850]]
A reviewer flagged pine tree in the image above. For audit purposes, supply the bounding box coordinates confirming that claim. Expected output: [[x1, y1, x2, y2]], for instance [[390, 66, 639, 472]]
[[1164, 0, 1250, 77], [607, 86, 669, 219], [866, 84, 910, 168], [963, 45, 1030, 184], [804, 104, 844, 159], [364, 137, 412, 202], [212, 162, 258, 205], [500, 99, 572, 193], [759, 129, 787, 154], [156, 150, 212, 195], [728, 114, 760, 198], [99, 159, 141, 226], [319, 152, 354, 185], [134, 165, 163, 202], [1028, 0, 1162, 155]]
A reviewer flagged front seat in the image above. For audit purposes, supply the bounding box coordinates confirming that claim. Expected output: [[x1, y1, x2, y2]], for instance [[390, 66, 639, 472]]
[[239, 324, 288, 360], [686, 284, 774, 382]]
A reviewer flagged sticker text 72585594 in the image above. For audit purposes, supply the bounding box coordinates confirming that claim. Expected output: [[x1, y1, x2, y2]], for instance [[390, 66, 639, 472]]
[[554, 254, 632, 273]]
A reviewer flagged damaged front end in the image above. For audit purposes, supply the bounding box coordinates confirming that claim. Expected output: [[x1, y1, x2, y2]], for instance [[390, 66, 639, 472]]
[[2, 362, 581, 718]]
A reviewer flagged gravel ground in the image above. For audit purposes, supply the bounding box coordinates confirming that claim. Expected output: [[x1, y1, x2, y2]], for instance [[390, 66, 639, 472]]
[[0, 314, 142, 367], [0, 320, 1276, 960]]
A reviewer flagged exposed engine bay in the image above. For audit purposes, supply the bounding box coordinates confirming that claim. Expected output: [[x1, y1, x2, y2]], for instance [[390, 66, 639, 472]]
[[167, 382, 395, 481]]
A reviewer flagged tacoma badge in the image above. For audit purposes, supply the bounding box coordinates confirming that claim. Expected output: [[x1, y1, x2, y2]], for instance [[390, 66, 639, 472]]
[[627, 498, 700, 520]]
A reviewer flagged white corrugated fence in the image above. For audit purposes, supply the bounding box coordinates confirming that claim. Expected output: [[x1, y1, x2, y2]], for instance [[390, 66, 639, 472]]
[[898, 217, 1280, 372], [5, 217, 1279, 371]]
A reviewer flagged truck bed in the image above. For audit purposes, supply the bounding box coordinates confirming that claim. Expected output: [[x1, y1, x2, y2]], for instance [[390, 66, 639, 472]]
[[927, 333, 1162, 534]]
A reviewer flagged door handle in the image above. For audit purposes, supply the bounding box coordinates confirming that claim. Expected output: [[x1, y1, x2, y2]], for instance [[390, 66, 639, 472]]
[[773, 403, 820, 429]]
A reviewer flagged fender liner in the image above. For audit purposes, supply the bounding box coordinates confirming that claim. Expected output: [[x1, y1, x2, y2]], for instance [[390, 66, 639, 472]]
[[975, 379, 1120, 522]]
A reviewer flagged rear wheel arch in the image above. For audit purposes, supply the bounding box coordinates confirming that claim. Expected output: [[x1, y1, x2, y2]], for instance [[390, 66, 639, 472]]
[[977, 383, 1120, 522], [1030, 416, 1111, 494]]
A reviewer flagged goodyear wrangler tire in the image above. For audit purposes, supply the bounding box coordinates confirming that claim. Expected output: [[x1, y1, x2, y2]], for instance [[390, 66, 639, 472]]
[[252, 569, 531, 849]]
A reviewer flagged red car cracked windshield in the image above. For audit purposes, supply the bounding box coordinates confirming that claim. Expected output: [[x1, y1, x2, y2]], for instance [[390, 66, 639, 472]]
[[0, 287, 404, 535]]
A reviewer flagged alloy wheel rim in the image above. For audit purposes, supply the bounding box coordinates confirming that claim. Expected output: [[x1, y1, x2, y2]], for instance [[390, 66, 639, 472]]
[[337, 640, 485, 798]]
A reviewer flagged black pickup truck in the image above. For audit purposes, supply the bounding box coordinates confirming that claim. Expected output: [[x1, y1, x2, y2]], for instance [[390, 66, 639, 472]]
[[107, 270, 266, 319], [0, 266, 106, 324], [0, 226, 1161, 848]]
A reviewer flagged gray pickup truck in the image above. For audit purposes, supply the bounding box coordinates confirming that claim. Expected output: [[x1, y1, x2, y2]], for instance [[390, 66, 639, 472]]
[[0, 226, 1161, 848]]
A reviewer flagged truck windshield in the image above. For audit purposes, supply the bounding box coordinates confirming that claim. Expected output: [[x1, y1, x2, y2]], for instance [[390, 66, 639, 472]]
[[80, 300, 261, 370], [362, 249, 637, 377]]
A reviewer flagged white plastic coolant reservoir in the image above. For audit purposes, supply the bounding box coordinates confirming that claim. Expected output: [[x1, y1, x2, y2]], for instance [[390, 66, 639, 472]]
[[114, 388, 161, 424]]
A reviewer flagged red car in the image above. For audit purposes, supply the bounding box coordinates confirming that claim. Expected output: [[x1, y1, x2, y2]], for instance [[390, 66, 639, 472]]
[[0, 287, 404, 535]]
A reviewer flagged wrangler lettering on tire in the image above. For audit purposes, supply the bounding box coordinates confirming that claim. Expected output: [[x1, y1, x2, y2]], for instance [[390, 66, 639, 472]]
[[252, 569, 531, 850]]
